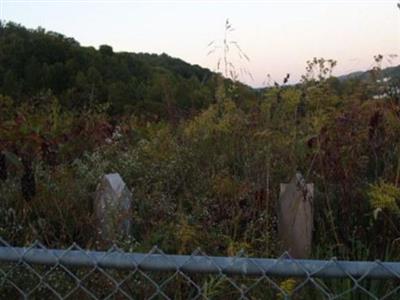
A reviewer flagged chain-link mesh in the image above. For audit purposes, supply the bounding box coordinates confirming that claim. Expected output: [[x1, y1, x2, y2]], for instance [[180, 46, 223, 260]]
[[0, 238, 399, 299]]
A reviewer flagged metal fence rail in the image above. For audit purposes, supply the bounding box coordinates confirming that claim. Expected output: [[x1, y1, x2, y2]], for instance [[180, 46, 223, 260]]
[[0, 240, 399, 299]]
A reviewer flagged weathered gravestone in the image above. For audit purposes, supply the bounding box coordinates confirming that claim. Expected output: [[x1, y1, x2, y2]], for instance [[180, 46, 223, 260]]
[[94, 173, 132, 241], [278, 173, 313, 258]]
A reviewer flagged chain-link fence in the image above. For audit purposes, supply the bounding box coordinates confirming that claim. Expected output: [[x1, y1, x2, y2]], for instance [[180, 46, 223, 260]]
[[0, 238, 399, 299]]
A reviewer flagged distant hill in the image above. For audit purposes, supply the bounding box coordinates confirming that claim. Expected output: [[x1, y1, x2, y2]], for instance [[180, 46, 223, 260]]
[[338, 65, 400, 81], [0, 21, 256, 118], [256, 65, 400, 95], [337, 71, 364, 81]]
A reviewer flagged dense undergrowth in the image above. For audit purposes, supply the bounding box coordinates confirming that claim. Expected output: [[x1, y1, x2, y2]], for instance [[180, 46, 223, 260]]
[[1, 53, 400, 266]]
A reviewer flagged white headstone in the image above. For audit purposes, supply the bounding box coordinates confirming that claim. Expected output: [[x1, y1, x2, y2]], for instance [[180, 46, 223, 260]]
[[94, 173, 132, 241], [278, 173, 313, 258]]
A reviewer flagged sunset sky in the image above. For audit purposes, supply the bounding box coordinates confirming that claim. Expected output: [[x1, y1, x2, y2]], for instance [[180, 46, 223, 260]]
[[1, 0, 399, 87]]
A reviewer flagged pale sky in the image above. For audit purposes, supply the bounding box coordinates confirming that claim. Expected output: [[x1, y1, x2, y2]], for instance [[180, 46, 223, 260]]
[[1, 0, 399, 87]]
